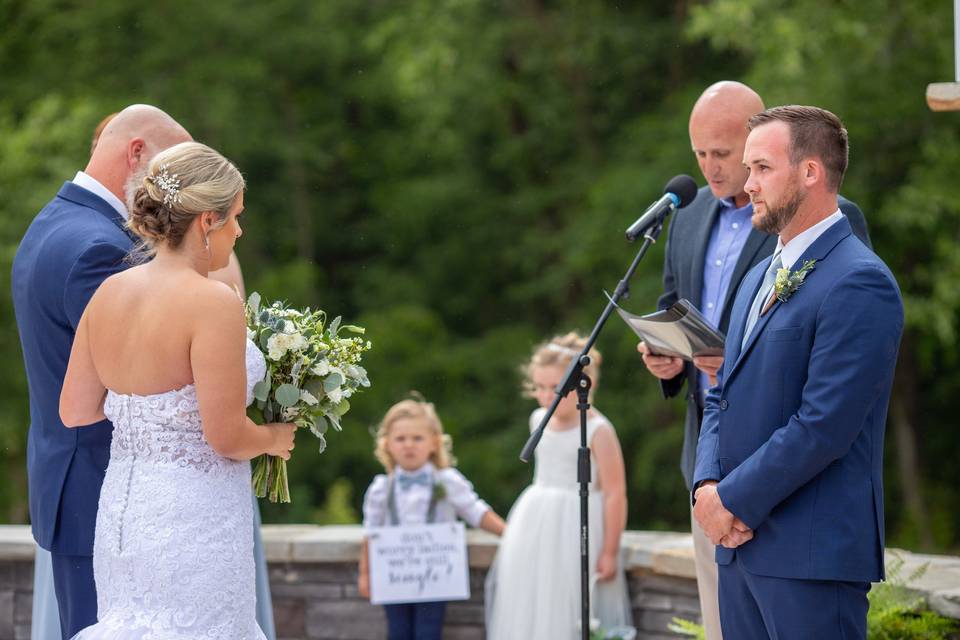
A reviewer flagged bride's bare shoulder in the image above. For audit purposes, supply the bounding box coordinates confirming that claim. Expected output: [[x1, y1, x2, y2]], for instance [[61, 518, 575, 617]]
[[185, 276, 245, 322]]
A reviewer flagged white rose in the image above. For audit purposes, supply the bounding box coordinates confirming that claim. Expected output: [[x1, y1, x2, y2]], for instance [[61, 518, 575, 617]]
[[327, 387, 343, 404], [311, 361, 330, 376]]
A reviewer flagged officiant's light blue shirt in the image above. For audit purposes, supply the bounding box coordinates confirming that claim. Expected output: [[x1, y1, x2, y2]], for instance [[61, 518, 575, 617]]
[[698, 197, 754, 396]]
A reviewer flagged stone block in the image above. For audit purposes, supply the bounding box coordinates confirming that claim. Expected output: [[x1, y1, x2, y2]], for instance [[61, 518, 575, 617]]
[[12, 563, 32, 592], [639, 608, 687, 635], [442, 624, 484, 640], [630, 573, 700, 598], [273, 597, 306, 639], [445, 602, 484, 625], [0, 591, 14, 639], [13, 592, 31, 624], [270, 582, 343, 601], [305, 599, 384, 639], [632, 591, 673, 611]]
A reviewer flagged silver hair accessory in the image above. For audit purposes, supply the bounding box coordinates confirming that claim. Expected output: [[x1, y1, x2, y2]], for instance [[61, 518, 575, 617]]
[[546, 343, 579, 357], [154, 165, 182, 207]]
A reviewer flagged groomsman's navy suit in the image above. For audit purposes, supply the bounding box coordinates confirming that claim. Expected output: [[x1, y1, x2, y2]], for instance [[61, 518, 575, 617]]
[[13, 182, 133, 637], [693, 216, 903, 639]]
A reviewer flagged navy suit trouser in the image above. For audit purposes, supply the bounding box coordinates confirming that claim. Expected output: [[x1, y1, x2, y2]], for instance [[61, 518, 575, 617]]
[[719, 553, 870, 640], [50, 552, 97, 639], [383, 601, 446, 640]]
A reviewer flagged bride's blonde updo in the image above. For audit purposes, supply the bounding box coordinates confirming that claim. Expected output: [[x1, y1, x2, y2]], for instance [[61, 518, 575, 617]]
[[128, 141, 245, 248]]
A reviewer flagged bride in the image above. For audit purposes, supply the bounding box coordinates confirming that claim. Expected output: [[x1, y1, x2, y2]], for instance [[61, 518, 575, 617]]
[[59, 141, 296, 639]]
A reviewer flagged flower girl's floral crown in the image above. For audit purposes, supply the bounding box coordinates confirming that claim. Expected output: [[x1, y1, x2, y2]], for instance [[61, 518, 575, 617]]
[[150, 165, 182, 207]]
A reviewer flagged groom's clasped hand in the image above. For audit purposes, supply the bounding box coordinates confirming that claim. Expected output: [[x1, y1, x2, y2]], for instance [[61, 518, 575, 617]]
[[693, 481, 753, 549]]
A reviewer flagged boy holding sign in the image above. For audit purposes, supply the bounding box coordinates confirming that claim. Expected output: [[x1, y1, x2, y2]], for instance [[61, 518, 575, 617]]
[[359, 397, 505, 640]]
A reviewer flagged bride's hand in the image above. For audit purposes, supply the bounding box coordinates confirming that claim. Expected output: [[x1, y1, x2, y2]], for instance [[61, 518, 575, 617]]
[[265, 423, 297, 459]]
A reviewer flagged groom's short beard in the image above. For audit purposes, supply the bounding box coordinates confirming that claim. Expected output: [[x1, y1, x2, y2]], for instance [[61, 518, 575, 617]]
[[753, 177, 805, 235], [123, 163, 149, 213]]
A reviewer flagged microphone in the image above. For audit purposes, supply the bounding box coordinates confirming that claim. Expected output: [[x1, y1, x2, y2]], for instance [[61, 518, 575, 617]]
[[625, 174, 699, 241]]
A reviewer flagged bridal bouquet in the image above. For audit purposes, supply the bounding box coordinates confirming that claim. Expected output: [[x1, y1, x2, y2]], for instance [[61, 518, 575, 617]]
[[245, 292, 372, 503]]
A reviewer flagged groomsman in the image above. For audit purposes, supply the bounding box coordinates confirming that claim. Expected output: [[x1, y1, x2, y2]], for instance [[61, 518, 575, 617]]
[[13, 105, 191, 638], [693, 105, 903, 638], [637, 81, 870, 640]]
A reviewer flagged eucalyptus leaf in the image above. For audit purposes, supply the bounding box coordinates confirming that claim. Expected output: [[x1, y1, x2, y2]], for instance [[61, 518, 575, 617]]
[[323, 372, 344, 392], [253, 379, 271, 403], [317, 434, 327, 455], [263, 404, 274, 422], [259, 330, 274, 350], [311, 415, 329, 437], [275, 383, 300, 407], [334, 398, 351, 416]]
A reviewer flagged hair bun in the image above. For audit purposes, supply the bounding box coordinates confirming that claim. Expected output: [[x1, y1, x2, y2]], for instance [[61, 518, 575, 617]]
[[128, 183, 171, 242]]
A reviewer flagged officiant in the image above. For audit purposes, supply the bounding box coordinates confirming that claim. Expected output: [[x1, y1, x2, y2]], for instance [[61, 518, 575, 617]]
[[635, 81, 870, 640]]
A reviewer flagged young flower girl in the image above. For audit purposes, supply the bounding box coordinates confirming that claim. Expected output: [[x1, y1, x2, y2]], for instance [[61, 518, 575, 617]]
[[486, 332, 633, 639]]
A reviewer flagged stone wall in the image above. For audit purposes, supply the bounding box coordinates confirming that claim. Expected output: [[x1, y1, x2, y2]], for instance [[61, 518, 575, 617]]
[[0, 524, 958, 639]]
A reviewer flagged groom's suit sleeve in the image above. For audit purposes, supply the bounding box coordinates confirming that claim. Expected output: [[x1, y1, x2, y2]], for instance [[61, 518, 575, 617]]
[[63, 241, 129, 330], [715, 264, 903, 530], [692, 362, 725, 492]]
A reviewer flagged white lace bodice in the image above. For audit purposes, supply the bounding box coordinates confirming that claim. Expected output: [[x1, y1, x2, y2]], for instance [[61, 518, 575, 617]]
[[102, 338, 266, 473], [74, 339, 267, 640]]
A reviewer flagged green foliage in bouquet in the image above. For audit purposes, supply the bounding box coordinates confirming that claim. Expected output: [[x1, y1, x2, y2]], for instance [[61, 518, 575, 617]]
[[245, 292, 372, 503]]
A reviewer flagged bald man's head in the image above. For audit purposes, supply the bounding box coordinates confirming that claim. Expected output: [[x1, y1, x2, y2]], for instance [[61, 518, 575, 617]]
[[85, 104, 192, 205], [689, 82, 764, 206]]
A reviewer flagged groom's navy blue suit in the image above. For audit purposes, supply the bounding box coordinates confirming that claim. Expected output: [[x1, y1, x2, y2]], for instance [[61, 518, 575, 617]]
[[693, 216, 903, 639], [13, 182, 133, 637]]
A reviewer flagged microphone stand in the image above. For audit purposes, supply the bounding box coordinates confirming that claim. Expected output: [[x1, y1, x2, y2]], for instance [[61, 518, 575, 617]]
[[519, 215, 670, 640]]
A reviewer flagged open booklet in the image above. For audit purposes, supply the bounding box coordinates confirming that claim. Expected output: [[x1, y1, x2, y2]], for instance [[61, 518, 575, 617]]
[[609, 295, 725, 361]]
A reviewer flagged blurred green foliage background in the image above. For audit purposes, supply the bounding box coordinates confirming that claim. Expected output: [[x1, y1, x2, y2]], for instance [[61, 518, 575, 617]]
[[1, 0, 958, 552]]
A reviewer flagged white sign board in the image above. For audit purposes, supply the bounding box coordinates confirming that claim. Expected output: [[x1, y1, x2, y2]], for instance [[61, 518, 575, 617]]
[[368, 522, 470, 605]]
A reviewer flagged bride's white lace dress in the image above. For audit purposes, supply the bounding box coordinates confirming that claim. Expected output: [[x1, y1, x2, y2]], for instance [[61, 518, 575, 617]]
[[73, 339, 267, 640]]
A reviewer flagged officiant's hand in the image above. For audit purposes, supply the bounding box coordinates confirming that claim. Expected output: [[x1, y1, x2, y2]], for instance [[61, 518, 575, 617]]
[[693, 355, 723, 387], [637, 342, 683, 379]]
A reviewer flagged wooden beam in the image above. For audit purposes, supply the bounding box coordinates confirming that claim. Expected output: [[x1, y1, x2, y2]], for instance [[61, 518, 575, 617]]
[[927, 82, 960, 111]]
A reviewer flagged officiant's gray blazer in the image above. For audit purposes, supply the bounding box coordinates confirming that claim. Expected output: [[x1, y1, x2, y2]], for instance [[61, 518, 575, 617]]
[[656, 186, 871, 490]]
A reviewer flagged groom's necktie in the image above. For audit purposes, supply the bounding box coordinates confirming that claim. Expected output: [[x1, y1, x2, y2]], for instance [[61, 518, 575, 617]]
[[741, 252, 783, 349]]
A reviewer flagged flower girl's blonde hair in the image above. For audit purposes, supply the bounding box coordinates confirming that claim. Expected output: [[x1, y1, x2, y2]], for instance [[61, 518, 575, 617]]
[[374, 394, 455, 472], [522, 331, 602, 401]]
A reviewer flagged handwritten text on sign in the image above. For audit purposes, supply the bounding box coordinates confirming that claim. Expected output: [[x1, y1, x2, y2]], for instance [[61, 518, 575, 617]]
[[368, 522, 470, 604]]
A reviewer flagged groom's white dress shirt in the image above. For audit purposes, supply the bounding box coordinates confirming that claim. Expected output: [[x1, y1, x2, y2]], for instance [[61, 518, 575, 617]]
[[776, 209, 843, 270], [73, 171, 128, 220]]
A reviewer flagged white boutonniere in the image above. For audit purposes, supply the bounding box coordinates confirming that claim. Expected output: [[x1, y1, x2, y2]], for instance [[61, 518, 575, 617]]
[[762, 259, 817, 315]]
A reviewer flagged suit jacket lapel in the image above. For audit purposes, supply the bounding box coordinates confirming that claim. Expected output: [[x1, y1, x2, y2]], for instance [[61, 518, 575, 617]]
[[57, 182, 137, 244], [688, 199, 722, 309], [727, 217, 854, 381], [719, 228, 774, 330]]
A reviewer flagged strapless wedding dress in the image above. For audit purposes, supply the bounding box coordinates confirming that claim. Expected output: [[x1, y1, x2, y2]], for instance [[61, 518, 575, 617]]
[[73, 339, 267, 640]]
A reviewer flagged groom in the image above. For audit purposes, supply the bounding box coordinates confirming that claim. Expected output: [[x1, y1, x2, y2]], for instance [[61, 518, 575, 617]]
[[692, 106, 903, 639], [12, 105, 191, 638]]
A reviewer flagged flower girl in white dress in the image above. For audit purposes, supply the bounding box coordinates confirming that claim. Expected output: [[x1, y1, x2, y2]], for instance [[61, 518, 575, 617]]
[[486, 332, 633, 639], [60, 142, 296, 639]]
